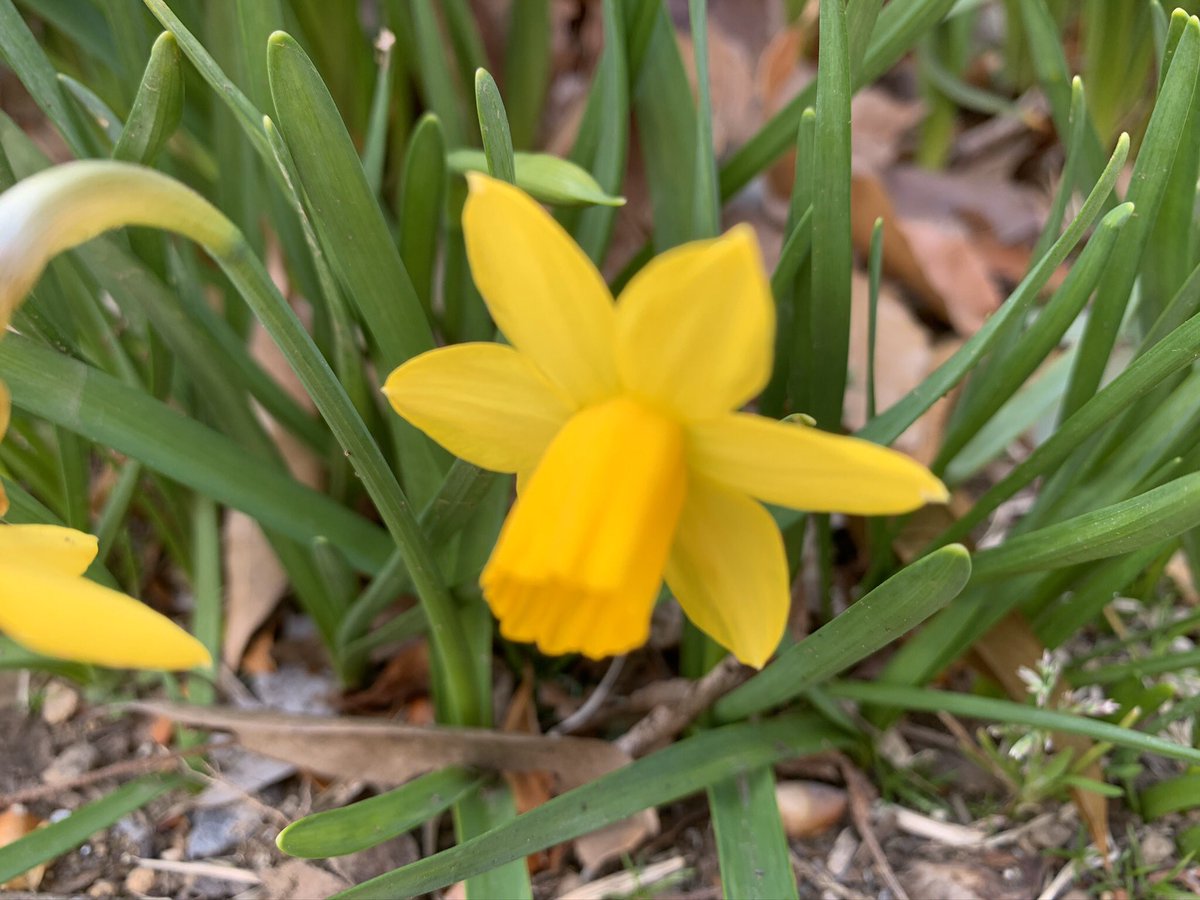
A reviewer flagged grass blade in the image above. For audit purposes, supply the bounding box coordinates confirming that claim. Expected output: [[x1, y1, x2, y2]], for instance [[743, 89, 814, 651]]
[[969, 474, 1200, 581], [631, 1, 696, 248], [0, 0, 90, 155], [279, 768, 483, 858], [504, 0, 551, 149], [936, 202, 1133, 469], [112, 31, 183, 164], [0, 333, 392, 573], [1061, 16, 1200, 416], [0, 775, 183, 884], [688, 0, 719, 238], [474, 68, 516, 184], [718, 0, 957, 199], [266, 32, 433, 368], [810, 0, 853, 430], [398, 114, 445, 314], [828, 681, 1200, 766], [709, 766, 797, 899]]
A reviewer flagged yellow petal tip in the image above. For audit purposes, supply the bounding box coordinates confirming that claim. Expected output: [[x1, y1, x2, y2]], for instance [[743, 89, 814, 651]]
[[465, 170, 493, 194], [923, 477, 951, 505]]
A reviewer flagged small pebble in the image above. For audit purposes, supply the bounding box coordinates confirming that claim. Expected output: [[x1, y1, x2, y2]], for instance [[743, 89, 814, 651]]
[[87, 880, 115, 897], [42, 743, 98, 785], [123, 866, 156, 895], [1141, 829, 1174, 866], [40, 682, 79, 725]]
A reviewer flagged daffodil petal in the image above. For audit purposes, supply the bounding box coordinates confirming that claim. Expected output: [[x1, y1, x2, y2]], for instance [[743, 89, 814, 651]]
[[688, 413, 950, 515], [482, 397, 686, 659], [0, 560, 211, 669], [0, 524, 98, 576], [615, 225, 773, 419], [463, 173, 618, 405], [383, 343, 574, 474], [664, 477, 788, 668]]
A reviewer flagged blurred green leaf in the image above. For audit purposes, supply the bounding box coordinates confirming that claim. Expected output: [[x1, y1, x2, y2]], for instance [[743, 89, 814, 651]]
[[709, 767, 797, 899], [0, 333, 392, 573], [279, 768, 483, 858], [112, 31, 184, 164], [474, 68, 516, 184], [399, 114, 446, 314], [1063, 16, 1200, 415], [971, 474, 1200, 580], [448, 149, 625, 207], [0, 775, 183, 885]]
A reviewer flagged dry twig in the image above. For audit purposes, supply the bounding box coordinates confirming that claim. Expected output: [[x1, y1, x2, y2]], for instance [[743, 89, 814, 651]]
[[614, 656, 749, 758], [836, 756, 910, 900], [0, 745, 212, 807]]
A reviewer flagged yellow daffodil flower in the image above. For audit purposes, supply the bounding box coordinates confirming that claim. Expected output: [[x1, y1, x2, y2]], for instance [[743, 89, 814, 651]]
[[384, 175, 948, 667], [0, 385, 210, 670]]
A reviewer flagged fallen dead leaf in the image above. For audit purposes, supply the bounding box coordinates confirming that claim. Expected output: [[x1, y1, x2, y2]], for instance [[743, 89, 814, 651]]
[[340, 640, 430, 716], [240, 630, 277, 675], [1166, 551, 1199, 605], [902, 218, 1004, 335], [147, 714, 174, 747], [850, 169, 1002, 335], [129, 702, 632, 792], [775, 780, 847, 838], [845, 270, 933, 459], [885, 165, 1046, 247], [221, 511, 288, 670], [0, 804, 44, 890]]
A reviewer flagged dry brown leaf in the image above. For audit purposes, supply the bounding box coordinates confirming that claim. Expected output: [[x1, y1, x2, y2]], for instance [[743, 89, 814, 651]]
[[129, 702, 632, 792], [0, 805, 44, 890], [886, 166, 1046, 246], [850, 90, 925, 173], [1166, 551, 1200, 606], [147, 713, 174, 746], [574, 809, 659, 874], [221, 511, 288, 669], [902, 219, 1003, 335], [850, 170, 1002, 336], [340, 640, 430, 716], [775, 780, 847, 838], [240, 630, 277, 675], [845, 270, 933, 459]]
